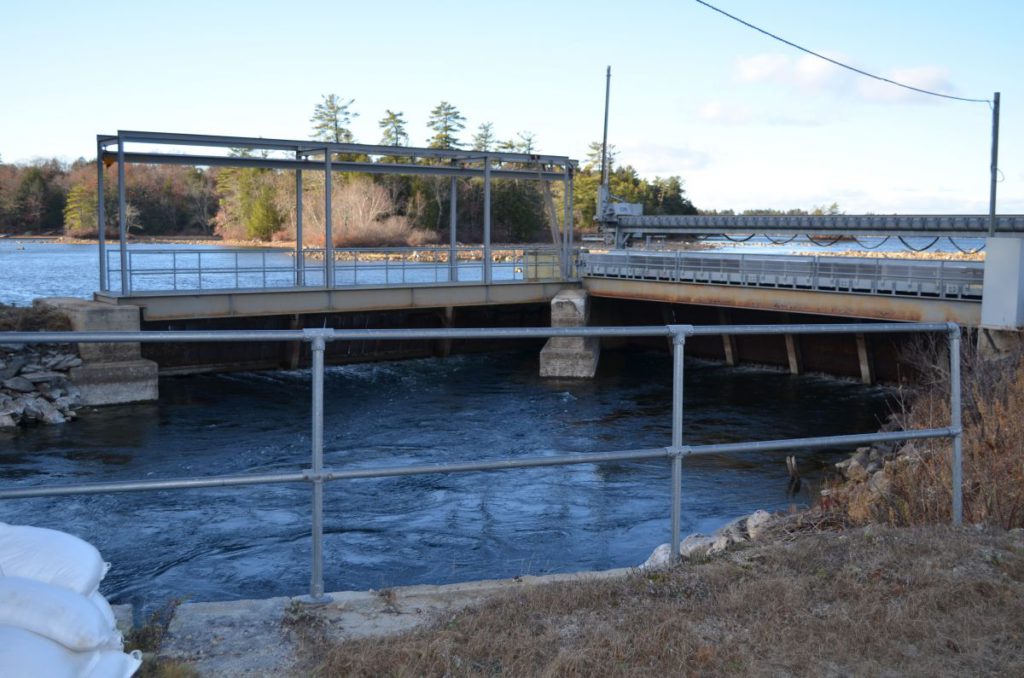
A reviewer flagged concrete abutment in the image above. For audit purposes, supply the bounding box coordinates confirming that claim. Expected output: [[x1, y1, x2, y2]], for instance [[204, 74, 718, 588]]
[[539, 290, 600, 378], [38, 298, 159, 405]]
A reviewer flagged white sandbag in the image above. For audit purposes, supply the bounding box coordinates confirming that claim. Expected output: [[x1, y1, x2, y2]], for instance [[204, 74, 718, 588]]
[[85, 649, 144, 678], [0, 522, 109, 595], [0, 625, 101, 678], [0, 576, 122, 652], [90, 590, 118, 632]]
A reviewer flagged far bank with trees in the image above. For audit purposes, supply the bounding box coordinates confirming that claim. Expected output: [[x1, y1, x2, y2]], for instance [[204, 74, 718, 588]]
[[0, 97, 698, 246]]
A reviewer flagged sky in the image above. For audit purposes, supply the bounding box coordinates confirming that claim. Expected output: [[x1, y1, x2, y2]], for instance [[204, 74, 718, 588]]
[[1, 0, 1021, 214]]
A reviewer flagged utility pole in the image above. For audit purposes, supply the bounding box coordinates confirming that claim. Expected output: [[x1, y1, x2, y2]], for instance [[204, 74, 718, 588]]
[[988, 92, 1001, 236]]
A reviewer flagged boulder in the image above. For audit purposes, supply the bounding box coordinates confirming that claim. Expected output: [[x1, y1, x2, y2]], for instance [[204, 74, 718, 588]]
[[641, 543, 673, 569], [3, 376, 36, 393], [679, 534, 717, 559], [745, 510, 774, 541]]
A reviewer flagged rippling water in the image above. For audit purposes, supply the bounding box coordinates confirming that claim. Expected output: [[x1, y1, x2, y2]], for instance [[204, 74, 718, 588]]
[[0, 351, 893, 611]]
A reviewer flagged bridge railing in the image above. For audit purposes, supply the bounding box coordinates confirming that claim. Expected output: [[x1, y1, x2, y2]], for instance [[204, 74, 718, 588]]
[[0, 322, 963, 603], [105, 245, 568, 294], [580, 250, 984, 300]]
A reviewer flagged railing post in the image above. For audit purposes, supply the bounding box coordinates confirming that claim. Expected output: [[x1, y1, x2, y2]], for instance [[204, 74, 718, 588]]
[[97, 140, 107, 292], [669, 326, 688, 562], [325, 149, 334, 289], [295, 156, 304, 287], [483, 154, 492, 285], [948, 323, 963, 525], [301, 331, 332, 604], [117, 136, 128, 294]]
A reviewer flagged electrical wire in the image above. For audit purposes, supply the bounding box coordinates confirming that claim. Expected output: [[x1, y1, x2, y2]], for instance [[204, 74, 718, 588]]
[[897, 236, 940, 252], [852, 236, 891, 250], [765, 234, 799, 245], [695, 0, 991, 105], [723, 233, 756, 242], [948, 237, 985, 255], [807, 235, 844, 247]]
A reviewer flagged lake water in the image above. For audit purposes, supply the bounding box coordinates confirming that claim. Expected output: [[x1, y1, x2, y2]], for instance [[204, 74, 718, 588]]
[[0, 240, 895, 612]]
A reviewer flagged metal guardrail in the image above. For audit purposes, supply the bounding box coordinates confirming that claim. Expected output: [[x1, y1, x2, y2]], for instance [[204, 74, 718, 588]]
[[580, 250, 984, 301], [0, 322, 964, 604], [105, 245, 567, 294], [611, 213, 1024, 236]]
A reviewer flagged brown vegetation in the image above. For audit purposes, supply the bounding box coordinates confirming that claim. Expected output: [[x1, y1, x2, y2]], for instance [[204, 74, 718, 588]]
[[309, 525, 1024, 677], [832, 342, 1024, 529], [0, 302, 71, 332]]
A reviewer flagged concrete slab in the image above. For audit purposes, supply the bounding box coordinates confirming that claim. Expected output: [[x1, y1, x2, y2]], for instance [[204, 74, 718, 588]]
[[158, 568, 631, 677]]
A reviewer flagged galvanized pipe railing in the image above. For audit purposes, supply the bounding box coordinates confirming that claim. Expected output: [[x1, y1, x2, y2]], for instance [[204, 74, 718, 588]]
[[0, 322, 964, 602]]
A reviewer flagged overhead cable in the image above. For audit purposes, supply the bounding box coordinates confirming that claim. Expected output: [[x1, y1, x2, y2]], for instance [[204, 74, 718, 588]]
[[695, 0, 990, 104]]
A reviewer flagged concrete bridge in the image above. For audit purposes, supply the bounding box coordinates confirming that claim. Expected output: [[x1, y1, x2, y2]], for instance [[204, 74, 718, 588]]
[[72, 130, 1024, 383]]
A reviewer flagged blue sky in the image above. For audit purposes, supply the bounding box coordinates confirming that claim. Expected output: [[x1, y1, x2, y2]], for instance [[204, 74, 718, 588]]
[[1, 0, 1020, 214]]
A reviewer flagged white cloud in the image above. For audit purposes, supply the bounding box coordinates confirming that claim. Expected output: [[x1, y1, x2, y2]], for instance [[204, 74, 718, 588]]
[[857, 66, 955, 103], [735, 53, 790, 82], [620, 142, 711, 176], [733, 52, 850, 91], [697, 100, 836, 127], [732, 52, 953, 105]]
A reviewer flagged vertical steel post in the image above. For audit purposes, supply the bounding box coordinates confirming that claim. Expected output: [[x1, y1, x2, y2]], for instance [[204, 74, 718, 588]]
[[948, 323, 963, 525], [988, 92, 1001, 237], [562, 165, 571, 279], [96, 141, 107, 292], [324, 149, 334, 288], [483, 154, 492, 284], [305, 334, 331, 603], [567, 165, 575, 276], [449, 176, 458, 282], [117, 136, 128, 294], [670, 329, 686, 562], [295, 154, 304, 286]]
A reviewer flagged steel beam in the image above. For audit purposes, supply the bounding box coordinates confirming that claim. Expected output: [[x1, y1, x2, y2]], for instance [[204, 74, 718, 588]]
[[102, 151, 566, 181], [112, 130, 573, 166], [613, 213, 1024, 236]]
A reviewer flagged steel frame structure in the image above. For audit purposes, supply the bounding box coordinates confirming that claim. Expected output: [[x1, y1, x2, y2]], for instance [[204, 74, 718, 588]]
[[96, 131, 578, 294], [603, 213, 1024, 248], [0, 321, 962, 603]]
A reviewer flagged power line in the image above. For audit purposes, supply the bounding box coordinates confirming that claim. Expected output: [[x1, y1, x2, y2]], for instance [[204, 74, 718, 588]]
[[695, 0, 991, 105]]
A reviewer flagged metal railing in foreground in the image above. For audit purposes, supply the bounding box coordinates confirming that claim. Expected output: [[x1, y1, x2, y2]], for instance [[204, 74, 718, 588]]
[[0, 322, 964, 604], [104, 245, 567, 294]]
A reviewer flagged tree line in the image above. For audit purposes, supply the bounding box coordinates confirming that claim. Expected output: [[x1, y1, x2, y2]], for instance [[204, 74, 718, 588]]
[[0, 97, 698, 243]]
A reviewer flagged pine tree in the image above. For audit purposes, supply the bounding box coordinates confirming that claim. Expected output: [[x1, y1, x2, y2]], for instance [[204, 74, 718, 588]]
[[426, 101, 466, 149], [378, 110, 409, 146], [311, 94, 358, 143], [63, 184, 97, 237], [472, 122, 495, 151]]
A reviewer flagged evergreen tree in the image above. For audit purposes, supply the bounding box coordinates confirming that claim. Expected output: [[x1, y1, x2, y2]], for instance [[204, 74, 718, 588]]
[[472, 122, 495, 151], [62, 184, 96, 237], [311, 94, 358, 143], [514, 131, 537, 154], [427, 101, 466, 149], [378, 110, 409, 146]]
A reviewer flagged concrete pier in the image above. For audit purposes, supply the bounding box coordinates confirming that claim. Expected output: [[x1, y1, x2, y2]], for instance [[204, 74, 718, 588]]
[[540, 290, 600, 378], [39, 298, 158, 405]]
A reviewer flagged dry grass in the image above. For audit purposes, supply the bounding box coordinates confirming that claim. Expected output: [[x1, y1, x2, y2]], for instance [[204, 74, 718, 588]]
[[0, 302, 71, 332], [124, 600, 198, 678], [310, 526, 1024, 677], [833, 340, 1024, 529]]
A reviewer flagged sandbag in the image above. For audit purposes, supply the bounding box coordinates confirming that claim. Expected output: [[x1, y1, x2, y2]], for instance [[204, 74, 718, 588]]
[[0, 522, 109, 596], [90, 590, 118, 632], [0, 576, 122, 652], [85, 649, 144, 678], [0, 625, 101, 678]]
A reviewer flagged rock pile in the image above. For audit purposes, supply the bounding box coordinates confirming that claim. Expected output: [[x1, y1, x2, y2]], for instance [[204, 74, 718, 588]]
[[0, 345, 82, 429], [821, 441, 901, 522], [641, 509, 776, 568]]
